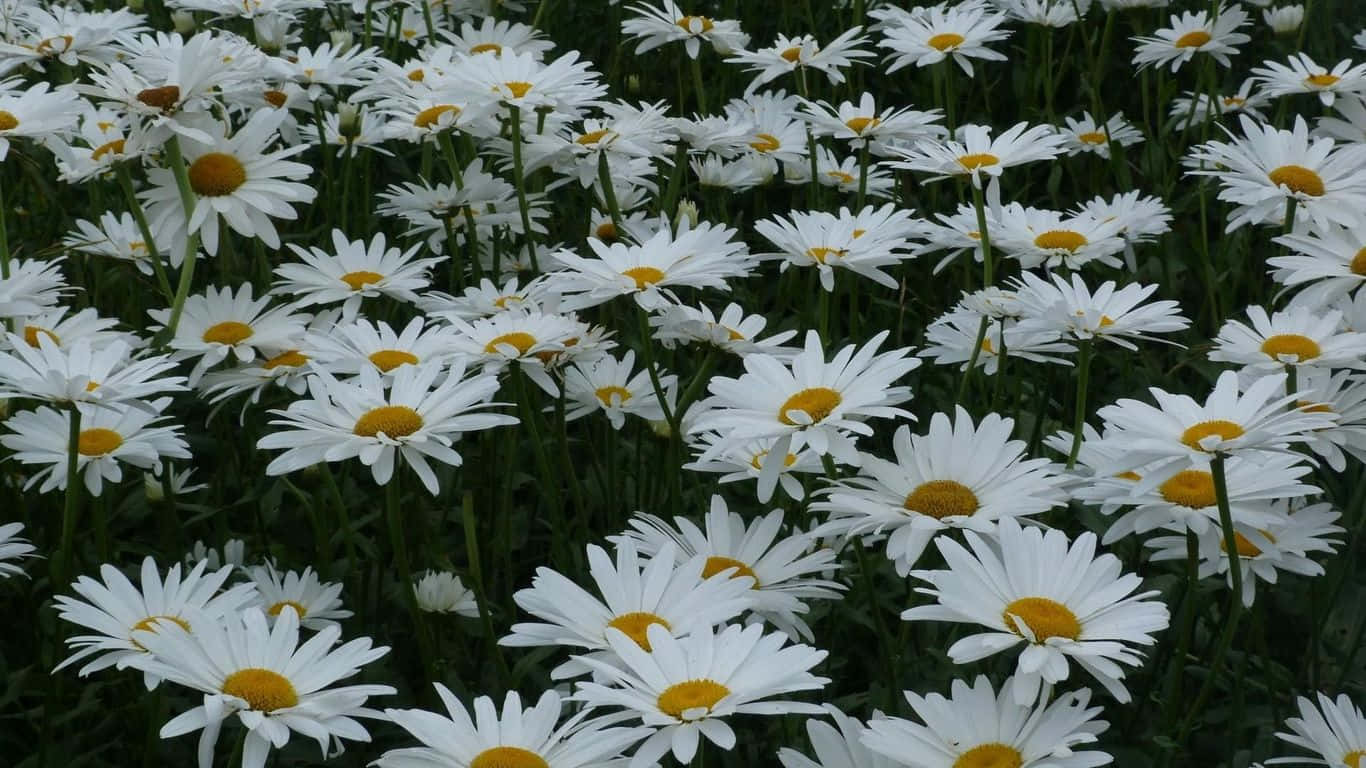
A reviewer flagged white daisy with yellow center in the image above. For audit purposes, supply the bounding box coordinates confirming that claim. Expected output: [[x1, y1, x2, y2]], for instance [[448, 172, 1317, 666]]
[[1252, 52, 1366, 107], [274, 229, 441, 318], [876, 1, 1012, 77], [150, 283, 308, 386], [1212, 305, 1366, 372], [1274, 691, 1366, 768], [889, 122, 1068, 189], [246, 562, 352, 631], [1131, 4, 1251, 72], [562, 350, 676, 430]]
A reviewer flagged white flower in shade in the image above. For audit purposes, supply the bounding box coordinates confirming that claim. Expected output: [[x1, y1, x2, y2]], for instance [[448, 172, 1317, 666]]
[[413, 571, 479, 617], [0, 523, 37, 577], [904, 518, 1170, 705], [814, 408, 1068, 576], [0, 257, 68, 318], [690, 153, 765, 191], [0, 81, 81, 160], [1272, 691, 1366, 768], [53, 557, 257, 685], [1146, 501, 1343, 606], [1170, 78, 1271, 124], [621, 1, 748, 59], [778, 705, 900, 768], [1316, 93, 1366, 143], [1211, 305, 1366, 372], [1012, 271, 1190, 349], [755, 208, 908, 292], [888, 122, 1068, 188], [1059, 111, 1144, 158], [418, 276, 555, 321], [128, 607, 393, 768], [791, 145, 897, 199], [445, 17, 556, 60], [919, 310, 1074, 374], [274, 229, 441, 317], [725, 28, 873, 95], [257, 361, 516, 495], [998, 0, 1091, 27], [691, 330, 919, 472], [450, 49, 607, 115], [683, 432, 825, 503], [444, 309, 587, 394], [377, 687, 651, 768], [1075, 191, 1172, 268], [63, 211, 183, 273], [9, 306, 133, 352], [874, 1, 1012, 77], [0, 334, 184, 405], [1291, 370, 1366, 472], [1358, 29, 1366, 51], [141, 107, 316, 256], [1186, 115, 1366, 232], [572, 623, 829, 768], [992, 204, 1129, 270], [305, 316, 461, 379], [1253, 53, 1366, 107], [1263, 5, 1304, 35], [1131, 4, 1250, 72], [500, 539, 755, 679], [797, 92, 945, 155], [245, 562, 351, 630], [650, 302, 800, 359], [563, 350, 675, 430], [184, 539, 245, 571], [2, 397, 190, 495], [149, 284, 307, 385], [616, 495, 846, 641], [860, 676, 1111, 768], [1271, 219, 1366, 307]]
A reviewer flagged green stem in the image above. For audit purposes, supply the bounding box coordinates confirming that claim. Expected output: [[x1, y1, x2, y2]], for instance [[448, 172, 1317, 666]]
[[461, 490, 512, 686], [114, 165, 174, 302], [1066, 339, 1094, 469], [597, 151, 625, 234], [0, 163, 9, 280], [970, 181, 995, 287], [158, 135, 202, 344], [385, 474, 438, 688], [689, 53, 707, 113], [507, 104, 539, 271], [53, 405, 83, 589]]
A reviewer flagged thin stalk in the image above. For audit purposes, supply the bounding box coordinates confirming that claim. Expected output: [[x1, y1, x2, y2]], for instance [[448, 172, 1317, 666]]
[[689, 53, 707, 113], [461, 490, 512, 687], [970, 180, 995, 287], [1066, 339, 1094, 468], [385, 474, 438, 688], [115, 164, 174, 303], [159, 135, 202, 343], [52, 405, 83, 590], [597, 151, 626, 233], [507, 104, 539, 271], [0, 162, 9, 279]]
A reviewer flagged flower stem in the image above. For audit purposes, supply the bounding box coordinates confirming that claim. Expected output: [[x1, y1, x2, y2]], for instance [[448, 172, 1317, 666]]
[[158, 135, 202, 345], [507, 104, 539, 271], [1066, 339, 1094, 469], [970, 181, 994, 288], [115, 164, 174, 303], [53, 405, 83, 590], [461, 490, 511, 687], [385, 473, 438, 689]]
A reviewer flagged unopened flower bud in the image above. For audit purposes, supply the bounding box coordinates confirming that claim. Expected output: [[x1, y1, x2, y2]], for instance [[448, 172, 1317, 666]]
[[329, 29, 354, 51], [338, 103, 361, 138], [674, 199, 699, 231], [170, 10, 195, 34]]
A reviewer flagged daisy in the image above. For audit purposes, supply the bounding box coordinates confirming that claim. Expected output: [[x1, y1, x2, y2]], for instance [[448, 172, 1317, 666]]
[[875, 1, 1012, 77], [1132, 4, 1251, 72], [245, 562, 351, 630], [999, 0, 1091, 27], [904, 518, 1170, 705], [725, 28, 874, 94], [0, 257, 68, 317], [1272, 221, 1366, 307], [1272, 691, 1366, 768], [63, 211, 183, 273], [413, 571, 479, 616], [1059, 111, 1144, 158], [306, 316, 461, 378], [0, 334, 185, 406], [1011, 271, 1190, 349], [1264, 5, 1305, 35], [910, 203, 998, 272], [562, 350, 675, 430], [149, 284, 307, 385], [256, 361, 517, 495], [683, 432, 825, 503], [377, 687, 650, 768], [53, 556, 257, 684], [274, 229, 441, 317], [450, 49, 606, 116], [755, 208, 907, 292], [1075, 191, 1173, 269], [888, 122, 1068, 189], [616, 495, 846, 641], [2, 397, 190, 496], [1291, 369, 1366, 472], [650, 302, 799, 359], [128, 606, 394, 768], [992, 203, 1129, 269], [10, 306, 133, 351], [861, 676, 1111, 768], [500, 539, 756, 679], [1253, 53, 1366, 107], [0, 522, 36, 577], [572, 622, 829, 768], [0, 80, 81, 160], [778, 705, 900, 768], [419, 276, 555, 320], [1315, 95, 1366, 144], [815, 408, 1068, 576], [444, 309, 589, 394], [1211, 305, 1366, 372], [445, 17, 556, 60], [919, 311, 1074, 374], [621, 1, 748, 59], [797, 92, 945, 155]]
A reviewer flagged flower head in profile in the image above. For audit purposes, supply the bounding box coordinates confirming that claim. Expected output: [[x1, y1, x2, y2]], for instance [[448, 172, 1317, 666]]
[[621, 1, 748, 59], [1272, 691, 1366, 768], [1012, 271, 1190, 349], [725, 28, 873, 94], [0, 335, 185, 406], [1252, 52, 1366, 107], [245, 562, 352, 631], [1132, 4, 1250, 72], [1211, 305, 1366, 372], [889, 122, 1068, 189], [413, 571, 479, 616], [0, 523, 36, 578]]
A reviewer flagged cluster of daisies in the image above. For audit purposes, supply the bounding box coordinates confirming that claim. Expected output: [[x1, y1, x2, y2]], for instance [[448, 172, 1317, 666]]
[[0, 0, 1364, 766]]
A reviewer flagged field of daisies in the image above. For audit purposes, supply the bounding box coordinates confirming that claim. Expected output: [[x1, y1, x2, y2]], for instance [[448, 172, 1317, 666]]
[[4, 0, 1366, 765]]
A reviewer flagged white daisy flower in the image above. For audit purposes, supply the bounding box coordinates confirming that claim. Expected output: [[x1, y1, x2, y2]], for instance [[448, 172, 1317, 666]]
[[1132, 4, 1250, 72], [778, 705, 900, 768], [874, 1, 1012, 77], [1272, 691, 1366, 768], [755, 208, 907, 292], [245, 561, 352, 630], [1075, 191, 1172, 268], [63, 211, 184, 273], [1291, 369, 1366, 472], [1170, 79, 1272, 124], [650, 302, 799, 359], [149, 284, 308, 386], [1011, 271, 1190, 349], [273, 229, 441, 317], [992, 203, 1129, 270], [305, 316, 462, 379], [445, 17, 555, 60], [1314, 94, 1366, 143], [1253, 53, 1366, 107], [919, 311, 1074, 374], [450, 49, 606, 116], [9, 306, 134, 352], [888, 121, 1068, 189], [0, 334, 185, 406], [1263, 5, 1305, 35], [445, 309, 589, 394], [725, 27, 873, 95], [0, 257, 69, 318], [0, 522, 37, 578], [419, 276, 555, 321], [1059, 111, 1144, 158], [622, 1, 748, 59], [563, 350, 676, 430], [683, 432, 825, 503], [1211, 305, 1366, 372], [0, 80, 81, 160], [797, 92, 945, 155], [412, 571, 479, 616], [1271, 219, 1366, 308], [998, 0, 1092, 27]]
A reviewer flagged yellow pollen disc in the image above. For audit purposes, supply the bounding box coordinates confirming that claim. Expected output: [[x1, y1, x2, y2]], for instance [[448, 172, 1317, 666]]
[[130, 614, 190, 650], [1223, 96, 1246, 107], [1297, 399, 1335, 414], [1260, 333, 1321, 361], [78, 427, 123, 456], [414, 104, 460, 128], [1350, 247, 1366, 276], [845, 116, 880, 134], [1034, 230, 1088, 252], [469, 42, 503, 55], [748, 450, 797, 470], [1343, 751, 1365, 768], [85, 380, 100, 392], [577, 129, 610, 145], [595, 221, 618, 241], [622, 266, 666, 289], [187, 152, 247, 197], [485, 331, 537, 355], [264, 350, 308, 369], [1158, 470, 1216, 508], [263, 89, 287, 108], [780, 46, 803, 62], [903, 480, 980, 519], [407, 68, 425, 81], [1003, 597, 1081, 642], [1306, 73, 1341, 87], [96, 121, 114, 133], [749, 132, 782, 152], [0, 110, 17, 131], [340, 270, 385, 291], [724, 326, 745, 341], [136, 85, 181, 111], [778, 387, 842, 426], [927, 32, 966, 51], [675, 15, 714, 33], [22, 325, 59, 347], [1220, 531, 1267, 558], [1268, 165, 1326, 197], [36, 34, 72, 54], [980, 336, 995, 354], [1078, 131, 1108, 145], [402, 28, 417, 38], [657, 679, 730, 719], [1174, 29, 1212, 48], [267, 600, 308, 618], [202, 320, 254, 346], [607, 611, 671, 650], [221, 668, 298, 712], [1099, 315, 1115, 327], [502, 81, 533, 98], [1180, 420, 1245, 451], [594, 385, 632, 406], [353, 405, 423, 438], [470, 746, 550, 768], [369, 349, 419, 372], [827, 170, 856, 184], [130, 241, 147, 253], [91, 138, 126, 161], [702, 555, 760, 586], [1116, 470, 1142, 481], [807, 246, 844, 264], [853, 228, 867, 238], [957, 152, 999, 170], [952, 743, 1024, 768]]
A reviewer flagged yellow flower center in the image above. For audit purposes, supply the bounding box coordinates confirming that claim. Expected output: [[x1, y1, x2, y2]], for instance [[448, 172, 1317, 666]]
[[1297, 399, 1335, 414], [903, 480, 980, 519], [1220, 531, 1272, 558], [749, 132, 782, 152], [1306, 73, 1341, 87], [807, 246, 845, 264], [136, 85, 180, 111], [1116, 470, 1142, 481], [484, 332, 537, 355], [748, 450, 798, 470], [187, 152, 247, 197], [202, 320, 254, 346], [91, 138, 126, 161], [263, 350, 308, 369], [957, 152, 999, 170], [826, 170, 856, 184], [980, 336, 995, 354], [1180, 419, 1245, 451], [607, 611, 671, 650], [701, 555, 759, 586], [594, 385, 632, 406], [470, 746, 549, 768], [622, 266, 666, 289], [1260, 333, 1321, 361], [1158, 470, 1216, 508], [1343, 751, 1365, 768], [953, 743, 1024, 768], [1078, 131, 1108, 145], [78, 428, 124, 457], [1174, 29, 1212, 48], [928, 32, 966, 51], [845, 116, 880, 134], [414, 104, 460, 128], [0, 111, 16, 131], [595, 221, 618, 241], [263, 89, 287, 108], [353, 405, 423, 438], [1350, 247, 1366, 276], [130, 614, 191, 650], [267, 600, 308, 618], [22, 325, 59, 347], [340, 270, 384, 291], [577, 129, 611, 145], [657, 679, 730, 719], [1003, 597, 1081, 641], [35, 34, 72, 54], [1268, 165, 1326, 197], [1223, 96, 1246, 107], [502, 81, 533, 98], [221, 668, 298, 712], [780, 46, 803, 63], [407, 68, 425, 82], [469, 42, 504, 55], [1034, 230, 1088, 252], [675, 15, 714, 33], [778, 387, 842, 425], [369, 349, 419, 372]]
